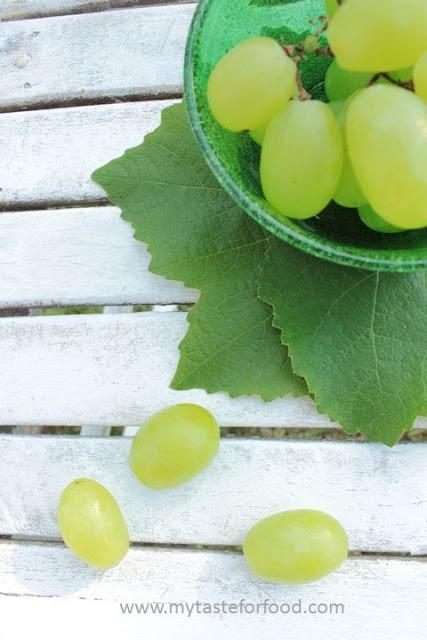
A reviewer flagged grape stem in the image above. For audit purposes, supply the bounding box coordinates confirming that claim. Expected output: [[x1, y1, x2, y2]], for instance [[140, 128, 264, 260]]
[[315, 46, 334, 57], [282, 12, 415, 103], [310, 15, 329, 38], [368, 73, 415, 92], [282, 45, 312, 101], [296, 74, 312, 101]]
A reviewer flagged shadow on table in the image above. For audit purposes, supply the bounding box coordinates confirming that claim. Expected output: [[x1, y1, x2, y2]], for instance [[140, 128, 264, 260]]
[[10, 539, 104, 597]]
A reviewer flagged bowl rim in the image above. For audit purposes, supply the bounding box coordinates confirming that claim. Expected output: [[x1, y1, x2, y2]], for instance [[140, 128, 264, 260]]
[[184, 0, 427, 272]]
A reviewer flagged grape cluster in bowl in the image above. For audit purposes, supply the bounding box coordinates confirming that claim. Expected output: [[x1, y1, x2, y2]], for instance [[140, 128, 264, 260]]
[[207, 0, 427, 235]]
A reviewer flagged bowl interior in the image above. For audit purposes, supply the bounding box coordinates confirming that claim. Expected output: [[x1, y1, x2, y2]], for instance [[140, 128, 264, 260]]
[[184, 0, 427, 272]]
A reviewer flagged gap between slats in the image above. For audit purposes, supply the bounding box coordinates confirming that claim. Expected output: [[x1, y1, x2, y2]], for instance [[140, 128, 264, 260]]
[[0, 5, 194, 111], [0, 206, 197, 308], [0, 0, 197, 22], [1, 311, 426, 430], [0, 101, 176, 208]]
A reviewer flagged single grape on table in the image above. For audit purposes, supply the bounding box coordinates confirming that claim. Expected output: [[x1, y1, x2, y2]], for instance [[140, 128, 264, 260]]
[[58, 479, 129, 569], [243, 510, 348, 584], [130, 403, 220, 489]]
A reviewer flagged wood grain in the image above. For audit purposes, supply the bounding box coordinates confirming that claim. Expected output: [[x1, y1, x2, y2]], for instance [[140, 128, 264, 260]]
[[0, 206, 196, 307], [0, 311, 340, 427], [0, 100, 174, 207], [0, 540, 426, 640], [0, 311, 425, 430], [0, 4, 194, 109], [0, 1, 196, 21], [2, 434, 427, 552]]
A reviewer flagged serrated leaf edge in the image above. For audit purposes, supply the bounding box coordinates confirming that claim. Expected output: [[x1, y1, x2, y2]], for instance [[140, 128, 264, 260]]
[[257, 241, 420, 445]]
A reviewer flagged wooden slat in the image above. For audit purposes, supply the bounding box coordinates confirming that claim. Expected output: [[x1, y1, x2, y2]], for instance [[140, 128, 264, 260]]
[[0, 541, 426, 640], [0, 0, 137, 20], [0, 311, 340, 428], [2, 435, 427, 552], [0, 207, 196, 307], [0, 4, 193, 110], [0, 100, 174, 208], [0, 311, 425, 430], [0, 1, 196, 21]]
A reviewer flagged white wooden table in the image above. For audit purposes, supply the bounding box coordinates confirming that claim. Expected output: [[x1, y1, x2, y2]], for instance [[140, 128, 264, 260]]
[[0, 2, 426, 638]]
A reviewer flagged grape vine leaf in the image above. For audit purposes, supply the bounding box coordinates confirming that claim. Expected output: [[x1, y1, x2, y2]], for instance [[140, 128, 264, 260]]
[[92, 102, 305, 401], [259, 237, 427, 444]]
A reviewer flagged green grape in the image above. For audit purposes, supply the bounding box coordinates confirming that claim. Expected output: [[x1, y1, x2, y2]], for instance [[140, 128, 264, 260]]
[[303, 35, 320, 55], [325, 0, 337, 18], [389, 67, 413, 83], [325, 60, 372, 102], [359, 205, 403, 234], [328, 0, 427, 72], [249, 122, 268, 145], [243, 510, 348, 584], [130, 404, 220, 489], [333, 103, 367, 208], [328, 100, 345, 118], [347, 85, 427, 229], [260, 101, 343, 219], [208, 37, 296, 132], [414, 52, 427, 101], [324, 0, 348, 18], [58, 479, 129, 569]]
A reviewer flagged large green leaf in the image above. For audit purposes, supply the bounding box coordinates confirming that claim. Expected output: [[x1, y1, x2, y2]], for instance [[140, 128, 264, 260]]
[[93, 103, 305, 401], [259, 238, 427, 444]]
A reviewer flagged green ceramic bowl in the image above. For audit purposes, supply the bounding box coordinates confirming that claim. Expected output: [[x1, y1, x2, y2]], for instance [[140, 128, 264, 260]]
[[184, 0, 427, 272]]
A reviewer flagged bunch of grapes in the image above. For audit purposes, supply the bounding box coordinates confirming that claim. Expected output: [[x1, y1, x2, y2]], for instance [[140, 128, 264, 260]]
[[207, 0, 427, 233]]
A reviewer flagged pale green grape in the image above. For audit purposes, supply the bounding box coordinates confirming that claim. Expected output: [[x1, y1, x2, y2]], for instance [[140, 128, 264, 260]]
[[325, 0, 338, 17], [249, 122, 268, 145], [328, 0, 427, 72], [58, 479, 129, 569], [414, 52, 427, 101], [333, 103, 367, 208], [347, 85, 427, 229], [359, 205, 403, 234], [243, 510, 348, 584], [260, 101, 343, 219], [303, 35, 320, 55], [328, 100, 345, 118], [130, 404, 220, 489], [325, 60, 372, 102], [208, 37, 296, 132], [324, 0, 348, 18]]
